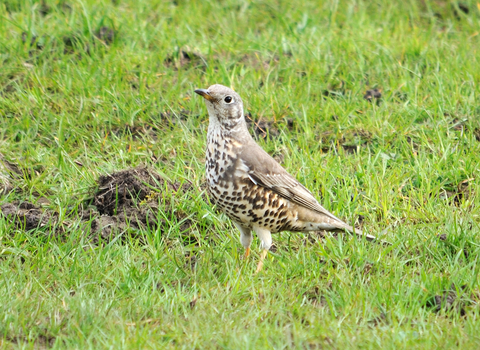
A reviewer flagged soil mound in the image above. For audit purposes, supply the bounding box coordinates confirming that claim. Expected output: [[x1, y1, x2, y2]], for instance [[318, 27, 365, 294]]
[[1, 201, 56, 231], [0, 165, 195, 241]]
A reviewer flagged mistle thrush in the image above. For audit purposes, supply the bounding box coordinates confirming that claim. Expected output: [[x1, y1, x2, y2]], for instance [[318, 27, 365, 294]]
[[195, 84, 378, 272]]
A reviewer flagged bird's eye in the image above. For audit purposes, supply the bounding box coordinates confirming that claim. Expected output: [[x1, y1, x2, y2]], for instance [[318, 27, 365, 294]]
[[224, 96, 233, 103]]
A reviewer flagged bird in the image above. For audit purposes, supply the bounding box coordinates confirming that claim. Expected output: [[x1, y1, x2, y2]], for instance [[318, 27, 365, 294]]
[[195, 84, 379, 273]]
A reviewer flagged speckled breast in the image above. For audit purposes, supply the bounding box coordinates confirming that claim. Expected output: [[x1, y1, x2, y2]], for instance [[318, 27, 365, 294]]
[[205, 132, 295, 233]]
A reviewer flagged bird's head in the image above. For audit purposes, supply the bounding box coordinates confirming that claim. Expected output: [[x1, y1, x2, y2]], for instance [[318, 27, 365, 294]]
[[195, 84, 245, 130]]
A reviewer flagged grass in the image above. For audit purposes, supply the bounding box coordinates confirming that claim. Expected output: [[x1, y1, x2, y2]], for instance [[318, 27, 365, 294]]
[[1, 0, 480, 348]]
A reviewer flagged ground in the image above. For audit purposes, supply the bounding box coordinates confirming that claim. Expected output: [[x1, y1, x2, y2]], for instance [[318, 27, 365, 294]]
[[1, 0, 480, 348]]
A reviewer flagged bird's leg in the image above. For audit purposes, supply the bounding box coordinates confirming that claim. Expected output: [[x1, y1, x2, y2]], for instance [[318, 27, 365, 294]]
[[253, 227, 272, 274], [233, 221, 253, 260]]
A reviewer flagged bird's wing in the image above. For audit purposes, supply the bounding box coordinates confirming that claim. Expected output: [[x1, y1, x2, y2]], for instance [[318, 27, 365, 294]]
[[239, 144, 340, 222], [238, 142, 382, 243]]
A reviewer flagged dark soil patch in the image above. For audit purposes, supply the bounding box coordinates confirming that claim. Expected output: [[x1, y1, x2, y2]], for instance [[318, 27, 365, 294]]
[[95, 26, 115, 45], [0, 201, 57, 231], [319, 129, 372, 154], [95, 167, 168, 216], [473, 128, 480, 142], [21, 32, 47, 51], [21, 32, 50, 61], [7, 333, 56, 348], [39, 1, 52, 16], [245, 113, 294, 140], [322, 80, 346, 99], [0, 179, 14, 196], [368, 312, 388, 327], [164, 49, 206, 69], [63, 35, 81, 54], [449, 117, 468, 131], [363, 262, 374, 275], [1, 165, 197, 242], [356, 214, 365, 227], [1, 73, 25, 96], [0, 155, 46, 195], [91, 166, 195, 241], [63, 29, 113, 57], [426, 283, 469, 316], [189, 296, 198, 309], [406, 135, 421, 152], [185, 251, 199, 271], [271, 151, 285, 164], [438, 177, 474, 206], [246, 115, 279, 139], [340, 144, 360, 154], [363, 88, 382, 103], [303, 285, 330, 307], [421, 0, 470, 20], [453, 2, 470, 19], [62, 34, 95, 56]]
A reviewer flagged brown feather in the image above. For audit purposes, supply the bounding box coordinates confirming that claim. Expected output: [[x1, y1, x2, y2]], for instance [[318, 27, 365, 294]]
[[239, 141, 342, 222]]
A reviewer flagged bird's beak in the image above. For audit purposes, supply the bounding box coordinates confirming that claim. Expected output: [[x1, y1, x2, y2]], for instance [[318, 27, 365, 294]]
[[194, 88, 214, 102]]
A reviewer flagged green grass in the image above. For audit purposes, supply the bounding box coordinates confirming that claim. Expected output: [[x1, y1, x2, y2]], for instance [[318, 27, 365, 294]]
[[1, 0, 480, 348]]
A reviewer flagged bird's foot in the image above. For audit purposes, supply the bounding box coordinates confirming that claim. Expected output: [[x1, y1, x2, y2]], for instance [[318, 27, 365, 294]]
[[255, 249, 268, 274], [243, 247, 251, 260]]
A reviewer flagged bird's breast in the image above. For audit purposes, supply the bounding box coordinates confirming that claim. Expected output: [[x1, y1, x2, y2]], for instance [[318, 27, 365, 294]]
[[205, 131, 240, 186]]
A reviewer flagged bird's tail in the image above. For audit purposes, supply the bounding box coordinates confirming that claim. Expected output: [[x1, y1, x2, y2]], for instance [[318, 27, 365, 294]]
[[343, 224, 390, 245], [344, 225, 376, 242]]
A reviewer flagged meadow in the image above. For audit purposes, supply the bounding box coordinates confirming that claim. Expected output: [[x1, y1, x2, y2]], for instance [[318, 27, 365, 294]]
[[1, 0, 480, 348]]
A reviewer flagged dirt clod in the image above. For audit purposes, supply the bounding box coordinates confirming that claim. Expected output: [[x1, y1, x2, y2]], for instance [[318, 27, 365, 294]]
[[303, 286, 327, 307], [165, 50, 206, 69], [91, 167, 166, 239], [189, 297, 198, 309], [474, 128, 480, 142], [39, 1, 51, 16], [1, 201, 55, 231], [90, 166, 195, 240], [95, 26, 115, 45], [368, 312, 387, 326], [364, 88, 382, 102], [357, 215, 365, 226], [95, 167, 168, 216], [21, 32, 46, 50], [7, 334, 56, 348], [319, 129, 372, 154], [453, 3, 469, 18], [363, 262, 374, 275], [426, 283, 469, 316], [63, 35, 82, 54], [1, 164, 198, 242], [438, 178, 473, 206], [322, 80, 346, 99]]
